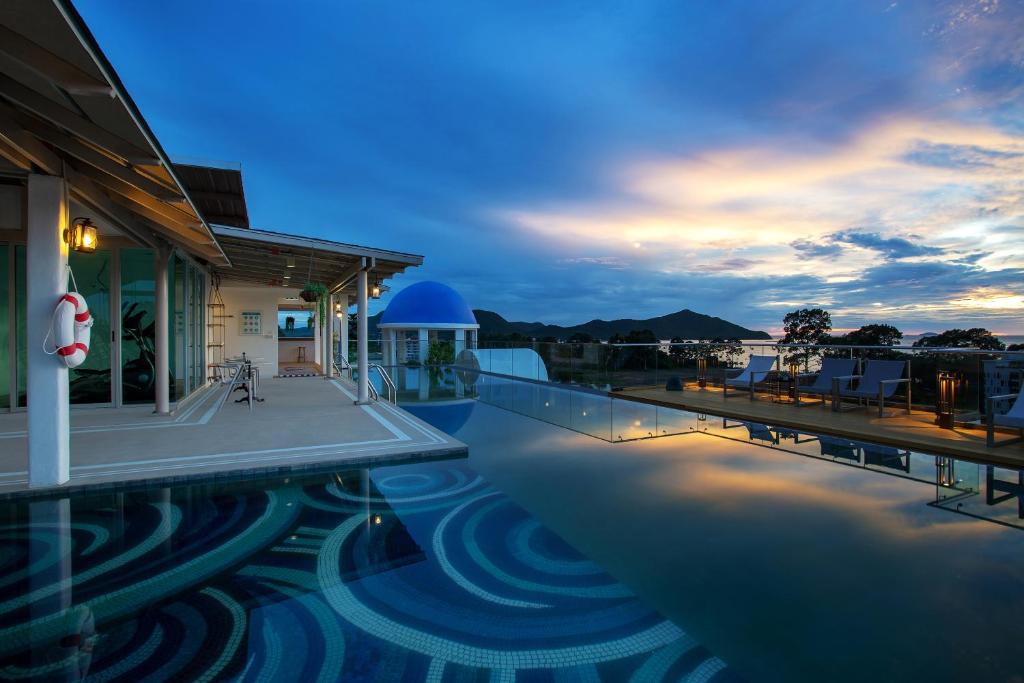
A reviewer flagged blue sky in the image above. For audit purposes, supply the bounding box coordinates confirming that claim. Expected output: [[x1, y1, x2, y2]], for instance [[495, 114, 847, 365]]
[[78, 0, 1024, 335]]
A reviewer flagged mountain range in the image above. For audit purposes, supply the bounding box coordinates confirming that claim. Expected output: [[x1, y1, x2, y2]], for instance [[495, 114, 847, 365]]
[[367, 308, 771, 341]]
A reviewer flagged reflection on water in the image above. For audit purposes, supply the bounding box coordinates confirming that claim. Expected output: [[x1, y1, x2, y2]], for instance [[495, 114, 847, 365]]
[[0, 463, 738, 682], [398, 371, 1024, 682]]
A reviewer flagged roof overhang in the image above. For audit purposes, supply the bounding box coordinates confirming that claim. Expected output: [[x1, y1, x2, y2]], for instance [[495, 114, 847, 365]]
[[0, 0, 229, 265], [211, 224, 424, 296], [174, 162, 249, 229]]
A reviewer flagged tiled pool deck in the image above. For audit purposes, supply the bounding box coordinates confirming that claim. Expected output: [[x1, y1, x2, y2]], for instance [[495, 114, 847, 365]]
[[0, 377, 465, 498]]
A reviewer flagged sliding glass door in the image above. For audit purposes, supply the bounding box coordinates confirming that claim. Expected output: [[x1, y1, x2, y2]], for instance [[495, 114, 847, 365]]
[[68, 249, 112, 405]]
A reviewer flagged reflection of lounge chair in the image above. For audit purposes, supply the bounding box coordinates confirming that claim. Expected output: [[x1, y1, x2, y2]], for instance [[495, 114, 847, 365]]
[[832, 359, 911, 417], [745, 422, 779, 445], [794, 358, 856, 406], [819, 435, 860, 462], [986, 389, 1024, 448], [723, 355, 777, 400], [861, 443, 910, 473], [721, 418, 780, 444]]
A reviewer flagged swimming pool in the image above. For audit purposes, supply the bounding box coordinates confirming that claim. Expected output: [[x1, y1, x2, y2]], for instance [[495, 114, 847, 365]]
[[1, 372, 1022, 681]]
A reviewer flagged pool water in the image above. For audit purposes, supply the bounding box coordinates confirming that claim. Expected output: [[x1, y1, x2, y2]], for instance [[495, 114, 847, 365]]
[[1, 372, 1022, 682]]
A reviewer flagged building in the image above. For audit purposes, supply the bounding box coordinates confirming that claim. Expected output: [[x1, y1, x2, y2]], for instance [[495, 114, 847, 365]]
[[378, 281, 479, 366], [0, 0, 438, 488]]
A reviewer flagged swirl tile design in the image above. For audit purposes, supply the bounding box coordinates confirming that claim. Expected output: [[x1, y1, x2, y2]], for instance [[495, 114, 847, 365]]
[[0, 461, 739, 682]]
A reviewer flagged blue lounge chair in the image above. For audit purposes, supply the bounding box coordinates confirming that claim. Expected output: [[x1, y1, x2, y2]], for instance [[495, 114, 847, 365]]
[[723, 355, 777, 400], [794, 357, 857, 406], [987, 389, 1024, 448], [831, 359, 911, 417]]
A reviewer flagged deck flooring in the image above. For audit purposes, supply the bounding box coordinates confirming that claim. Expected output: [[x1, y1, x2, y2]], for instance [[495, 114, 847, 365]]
[[615, 384, 1024, 467], [0, 376, 465, 497]]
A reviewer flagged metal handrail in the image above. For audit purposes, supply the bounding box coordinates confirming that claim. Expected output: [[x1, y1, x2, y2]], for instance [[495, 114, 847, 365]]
[[333, 352, 351, 375], [369, 363, 397, 403]]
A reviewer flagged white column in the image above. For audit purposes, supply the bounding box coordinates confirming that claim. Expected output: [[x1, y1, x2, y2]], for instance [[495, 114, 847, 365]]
[[340, 295, 350, 365], [388, 329, 398, 367], [326, 293, 335, 378], [313, 302, 322, 370], [154, 243, 170, 414], [418, 327, 428, 363], [356, 268, 369, 403], [27, 174, 69, 487], [455, 328, 466, 357]]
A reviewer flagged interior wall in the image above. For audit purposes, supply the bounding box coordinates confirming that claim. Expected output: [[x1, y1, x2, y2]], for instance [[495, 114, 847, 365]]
[[219, 285, 289, 377], [279, 339, 315, 365]]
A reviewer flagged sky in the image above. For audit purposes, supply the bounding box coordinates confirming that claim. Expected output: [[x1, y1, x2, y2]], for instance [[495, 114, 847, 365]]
[[77, 0, 1024, 336]]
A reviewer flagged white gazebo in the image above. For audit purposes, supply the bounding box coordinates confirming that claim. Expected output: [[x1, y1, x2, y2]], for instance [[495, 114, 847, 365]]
[[378, 281, 479, 366]]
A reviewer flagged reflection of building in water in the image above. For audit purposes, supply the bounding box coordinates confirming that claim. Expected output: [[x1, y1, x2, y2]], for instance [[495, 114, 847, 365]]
[[389, 366, 478, 434]]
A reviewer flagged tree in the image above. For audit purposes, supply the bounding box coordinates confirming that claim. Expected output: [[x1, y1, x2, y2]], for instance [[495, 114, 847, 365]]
[[1008, 343, 1024, 352], [823, 324, 904, 359], [567, 332, 594, 344], [843, 324, 902, 347], [912, 328, 1005, 351], [779, 308, 832, 371]]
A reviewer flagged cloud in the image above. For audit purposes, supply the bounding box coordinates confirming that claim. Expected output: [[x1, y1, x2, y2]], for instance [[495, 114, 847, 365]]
[[829, 230, 945, 259]]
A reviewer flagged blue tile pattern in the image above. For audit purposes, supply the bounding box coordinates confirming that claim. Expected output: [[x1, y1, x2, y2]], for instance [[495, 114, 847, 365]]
[[0, 461, 739, 682]]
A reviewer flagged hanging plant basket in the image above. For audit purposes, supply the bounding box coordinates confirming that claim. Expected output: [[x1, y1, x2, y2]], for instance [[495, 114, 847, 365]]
[[300, 282, 326, 303]]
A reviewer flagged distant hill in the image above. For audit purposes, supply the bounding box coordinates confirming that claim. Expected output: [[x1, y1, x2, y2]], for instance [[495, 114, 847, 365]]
[[473, 308, 771, 341], [366, 307, 771, 341]]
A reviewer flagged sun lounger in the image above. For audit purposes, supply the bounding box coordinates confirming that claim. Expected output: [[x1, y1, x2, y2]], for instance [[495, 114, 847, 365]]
[[831, 359, 911, 417], [986, 389, 1024, 447], [794, 357, 857, 406], [723, 355, 777, 400]]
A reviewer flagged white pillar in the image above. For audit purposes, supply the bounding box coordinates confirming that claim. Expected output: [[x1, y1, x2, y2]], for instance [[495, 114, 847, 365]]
[[418, 327, 428, 363], [357, 268, 369, 403], [340, 295, 350, 364], [388, 329, 398, 367], [154, 243, 170, 415], [27, 174, 69, 487], [326, 293, 335, 378], [455, 328, 466, 357]]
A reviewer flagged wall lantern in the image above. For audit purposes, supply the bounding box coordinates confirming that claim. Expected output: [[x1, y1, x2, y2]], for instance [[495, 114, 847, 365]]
[[371, 280, 381, 299], [286, 257, 296, 268], [935, 371, 965, 429], [65, 217, 97, 253]]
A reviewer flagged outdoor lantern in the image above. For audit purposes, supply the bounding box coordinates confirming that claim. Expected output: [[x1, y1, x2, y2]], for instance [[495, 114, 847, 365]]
[[697, 356, 708, 388], [789, 360, 801, 398], [371, 280, 381, 299], [286, 257, 296, 268], [935, 371, 964, 429], [65, 217, 97, 253]]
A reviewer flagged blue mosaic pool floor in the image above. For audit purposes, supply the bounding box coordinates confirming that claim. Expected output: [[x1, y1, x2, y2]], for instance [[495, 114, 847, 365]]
[[0, 460, 739, 682]]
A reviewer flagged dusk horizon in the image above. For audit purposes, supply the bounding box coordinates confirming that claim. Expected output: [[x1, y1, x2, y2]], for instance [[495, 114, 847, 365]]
[[78, 0, 1024, 335]]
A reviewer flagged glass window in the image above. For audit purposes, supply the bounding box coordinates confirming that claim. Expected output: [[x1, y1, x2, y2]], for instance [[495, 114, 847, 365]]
[[0, 245, 8, 411], [68, 249, 112, 404], [120, 248, 157, 404]]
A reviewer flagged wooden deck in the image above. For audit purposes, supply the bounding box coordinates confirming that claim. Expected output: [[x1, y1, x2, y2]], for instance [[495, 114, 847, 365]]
[[615, 384, 1024, 467]]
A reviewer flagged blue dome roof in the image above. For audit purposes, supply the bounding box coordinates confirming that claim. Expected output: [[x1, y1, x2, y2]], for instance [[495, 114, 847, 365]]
[[379, 281, 477, 327]]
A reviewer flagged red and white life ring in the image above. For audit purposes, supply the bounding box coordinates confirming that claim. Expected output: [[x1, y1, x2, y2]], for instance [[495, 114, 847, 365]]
[[53, 292, 93, 369]]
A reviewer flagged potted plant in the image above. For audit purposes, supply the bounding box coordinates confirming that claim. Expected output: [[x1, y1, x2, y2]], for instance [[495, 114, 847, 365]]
[[299, 282, 326, 303], [299, 282, 329, 336]]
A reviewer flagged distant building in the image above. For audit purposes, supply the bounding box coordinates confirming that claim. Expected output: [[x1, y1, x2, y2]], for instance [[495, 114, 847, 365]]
[[983, 354, 1024, 407]]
